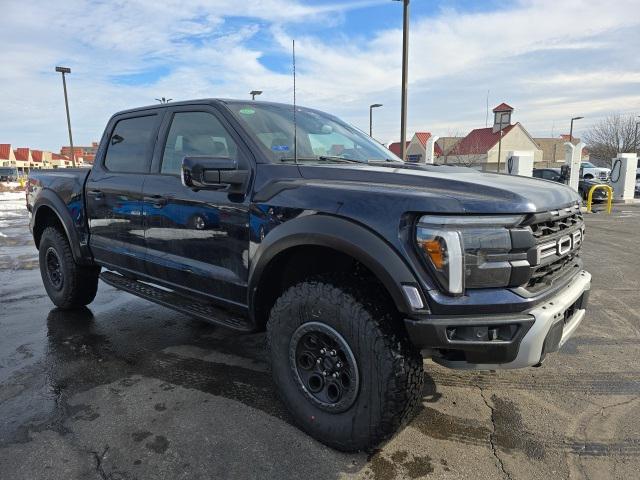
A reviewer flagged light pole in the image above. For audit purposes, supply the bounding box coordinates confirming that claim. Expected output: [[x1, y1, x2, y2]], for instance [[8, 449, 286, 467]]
[[250, 90, 263, 100], [496, 112, 509, 173], [369, 103, 383, 137], [394, 0, 410, 160], [569, 116, 583, 143], [55, 66, 76, 168], [155, 97, 172, 104]]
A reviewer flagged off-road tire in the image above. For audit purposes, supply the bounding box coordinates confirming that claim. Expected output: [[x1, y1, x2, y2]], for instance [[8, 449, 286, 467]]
[[39, 227, 100, 309], [267, 278, 424, 451]]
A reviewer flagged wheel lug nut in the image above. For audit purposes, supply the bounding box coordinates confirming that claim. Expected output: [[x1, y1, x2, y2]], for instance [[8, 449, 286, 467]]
[[336, 362, 342, 368], [330, 350, 336, 357], [332, 372, 338, 378], [320, 348, 326, 355], [322, 371, 327, 376], [316, 358, 322, 364]]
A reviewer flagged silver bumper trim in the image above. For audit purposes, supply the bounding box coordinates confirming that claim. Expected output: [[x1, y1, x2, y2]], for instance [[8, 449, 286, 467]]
[[438, 270, 591, 370]]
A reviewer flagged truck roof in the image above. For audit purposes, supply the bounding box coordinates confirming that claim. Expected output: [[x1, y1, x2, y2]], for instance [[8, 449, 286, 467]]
[[111, 98, 297, 117]]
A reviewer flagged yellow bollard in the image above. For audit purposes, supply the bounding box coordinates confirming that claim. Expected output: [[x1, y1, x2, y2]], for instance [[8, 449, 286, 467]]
[[18, 177, 26, 188], [586, 185, 613, 214]]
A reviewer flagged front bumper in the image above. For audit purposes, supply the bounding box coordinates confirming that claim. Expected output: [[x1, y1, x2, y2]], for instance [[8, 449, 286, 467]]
[[405, 270, 591, 369]]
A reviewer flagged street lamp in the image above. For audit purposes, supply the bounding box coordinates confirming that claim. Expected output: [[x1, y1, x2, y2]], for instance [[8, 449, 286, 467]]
[[369, 103, 383, 137], [250, 90, 263, 100], [55, 66, 76, 168], [496, 111, 509, 173], [569, 116, 584, 143], [155, 97, 172, 104], [393, 0, 410, 160]]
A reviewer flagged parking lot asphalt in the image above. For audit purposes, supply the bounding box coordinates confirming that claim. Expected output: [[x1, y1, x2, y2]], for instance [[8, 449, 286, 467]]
[[1, 192, 639, 480]]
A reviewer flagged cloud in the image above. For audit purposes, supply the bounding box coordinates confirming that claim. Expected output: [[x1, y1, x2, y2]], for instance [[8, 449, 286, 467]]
[[1, 0, 639, 151]]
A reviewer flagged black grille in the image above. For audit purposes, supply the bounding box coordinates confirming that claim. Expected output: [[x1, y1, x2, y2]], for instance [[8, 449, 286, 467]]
[[527, 254, 581, 291], [525, 207, 584, 292], [530, 210, 583, 240]]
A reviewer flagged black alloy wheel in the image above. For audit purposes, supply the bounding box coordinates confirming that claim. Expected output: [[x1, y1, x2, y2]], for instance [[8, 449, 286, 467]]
[[45, 247, 64, 290], [289, 322, 359, 412]]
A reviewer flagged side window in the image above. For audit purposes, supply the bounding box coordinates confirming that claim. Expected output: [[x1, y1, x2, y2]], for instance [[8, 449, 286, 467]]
[[161, 111, 239, 175], [104, 115, 157, 173], [533, 170, 543, 178]]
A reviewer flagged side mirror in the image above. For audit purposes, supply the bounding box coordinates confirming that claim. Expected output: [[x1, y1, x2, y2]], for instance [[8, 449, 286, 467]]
[[181, 156, 248, 192]]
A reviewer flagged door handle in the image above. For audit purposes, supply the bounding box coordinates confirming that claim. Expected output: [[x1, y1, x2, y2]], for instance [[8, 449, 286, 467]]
[[144, 195, 168, 208], [88, 189, 103, 199]]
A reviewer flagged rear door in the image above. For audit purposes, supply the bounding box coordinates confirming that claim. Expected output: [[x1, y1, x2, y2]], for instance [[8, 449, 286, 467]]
[[86, 111, 163, 274], [141, 105, 253, 306]]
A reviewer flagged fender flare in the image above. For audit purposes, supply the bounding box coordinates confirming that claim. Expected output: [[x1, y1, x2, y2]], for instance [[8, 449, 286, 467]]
[[32, 189, 92, 264], [248, 214, 421, 318]]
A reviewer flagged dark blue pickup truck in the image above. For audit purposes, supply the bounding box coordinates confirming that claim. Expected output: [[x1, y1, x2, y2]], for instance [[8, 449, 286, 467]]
[[27, 99, 591, 451]]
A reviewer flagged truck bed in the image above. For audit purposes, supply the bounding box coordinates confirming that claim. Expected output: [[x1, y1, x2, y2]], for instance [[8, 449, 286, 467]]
[[26, 168, 91, 213]]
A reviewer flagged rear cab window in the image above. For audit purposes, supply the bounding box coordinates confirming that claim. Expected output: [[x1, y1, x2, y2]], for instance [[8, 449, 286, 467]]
[[104, 114, 158, 173]]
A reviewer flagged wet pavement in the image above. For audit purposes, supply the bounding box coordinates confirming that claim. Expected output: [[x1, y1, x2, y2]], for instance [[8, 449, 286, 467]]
[[1, 191, 639, 479]]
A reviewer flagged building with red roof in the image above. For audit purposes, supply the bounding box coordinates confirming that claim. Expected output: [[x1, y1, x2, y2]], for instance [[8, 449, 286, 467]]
[[444, 103, 542, 171], [403, 132, 445, 163], [0, 144, 13, 164], [51, 153, 72, 168], [13, 148, 34, 173], [387, 140, 410, 158]]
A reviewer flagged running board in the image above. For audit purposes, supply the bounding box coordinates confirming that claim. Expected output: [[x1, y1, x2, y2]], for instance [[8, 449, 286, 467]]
[[100, 271, 253, 332]]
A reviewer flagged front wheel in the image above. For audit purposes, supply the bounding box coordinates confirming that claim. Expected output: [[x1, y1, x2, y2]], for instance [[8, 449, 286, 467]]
[[267, 279, 424, 451], [39, 227, 100, 309]]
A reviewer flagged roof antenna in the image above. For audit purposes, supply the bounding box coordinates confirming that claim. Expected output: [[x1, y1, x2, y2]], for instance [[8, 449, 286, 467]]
[[292, 39, 298, 164]]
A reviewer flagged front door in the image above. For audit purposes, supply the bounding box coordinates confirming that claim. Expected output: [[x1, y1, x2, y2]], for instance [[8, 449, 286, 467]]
[[142, 107, 252, 306], [86, 112, 163, 274]]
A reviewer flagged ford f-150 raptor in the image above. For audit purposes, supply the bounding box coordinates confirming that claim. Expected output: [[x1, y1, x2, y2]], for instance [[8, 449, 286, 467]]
[[26, 99, 591, 451]]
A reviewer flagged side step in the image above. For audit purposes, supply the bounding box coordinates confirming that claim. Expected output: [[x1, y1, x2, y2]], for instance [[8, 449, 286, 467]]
[[100, 271, 254, 332]]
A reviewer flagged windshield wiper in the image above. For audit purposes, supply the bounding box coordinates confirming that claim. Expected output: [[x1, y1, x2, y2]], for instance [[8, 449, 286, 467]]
[[368, 158, 404, 164], [280, 156, 365, 164], [317, 155, 364, 164]]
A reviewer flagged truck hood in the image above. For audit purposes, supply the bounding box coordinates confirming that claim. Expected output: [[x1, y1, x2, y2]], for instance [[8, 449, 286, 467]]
[[297, 163, 581, 214]]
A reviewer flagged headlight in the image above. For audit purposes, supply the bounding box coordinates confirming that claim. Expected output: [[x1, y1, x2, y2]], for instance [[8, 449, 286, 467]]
[[416, 215, 526, 295]]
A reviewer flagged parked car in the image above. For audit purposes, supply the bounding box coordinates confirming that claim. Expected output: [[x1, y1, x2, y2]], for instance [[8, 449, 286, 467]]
[[0, 167, 18, 182], [580, 161, 610, 181], [27, 99, 592, 451], [533, 168, 609, 202]]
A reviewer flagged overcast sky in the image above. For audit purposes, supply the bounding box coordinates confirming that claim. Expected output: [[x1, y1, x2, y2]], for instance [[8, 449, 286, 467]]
[[2, 0, 639, 151]]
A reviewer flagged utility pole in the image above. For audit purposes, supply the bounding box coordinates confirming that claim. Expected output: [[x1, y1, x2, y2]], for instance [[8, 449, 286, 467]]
[[369, 103, 383, 137], [395, 0, 410, 161], [55, 66, 76, 168]]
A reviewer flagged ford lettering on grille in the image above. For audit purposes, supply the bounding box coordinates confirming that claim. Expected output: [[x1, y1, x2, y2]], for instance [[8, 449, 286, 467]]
[[534, 226, 584, 265]]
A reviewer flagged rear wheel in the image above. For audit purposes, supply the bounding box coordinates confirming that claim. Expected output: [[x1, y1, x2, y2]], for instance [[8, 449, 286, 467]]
[[39, 227, 100, 309], [267, 278, 424, 451]]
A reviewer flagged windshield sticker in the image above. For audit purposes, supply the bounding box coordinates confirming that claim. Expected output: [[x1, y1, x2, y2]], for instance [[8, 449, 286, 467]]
[[239, 108, 255, 115], [272, 145, 290, 151]]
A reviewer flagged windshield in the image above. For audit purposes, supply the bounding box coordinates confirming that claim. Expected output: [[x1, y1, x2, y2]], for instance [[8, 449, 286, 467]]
[[581, 162, 595, 168], [228, 102, 401, 164]]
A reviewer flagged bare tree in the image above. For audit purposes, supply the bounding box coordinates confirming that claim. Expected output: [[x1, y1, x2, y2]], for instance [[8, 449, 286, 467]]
[[436, 129, 466, 165], [441, 135, 486, 169], [583, 113, 637, 165]]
